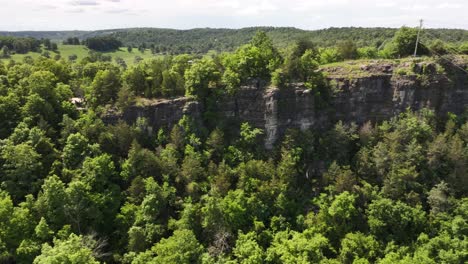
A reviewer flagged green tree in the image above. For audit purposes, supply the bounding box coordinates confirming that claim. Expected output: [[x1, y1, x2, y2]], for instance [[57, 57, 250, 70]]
[[266, 229, 329, 264], [337, 40, 358, 60], [123, 64, 148, 97], [33, 234, 100, 264], [339, 232, 380, 264], [184, 58, 220, 99], [1, 142, 43, 201], [367, 198, 426, 244], [427, 181, 452, 215], [62, 133, 94, 170], [222, 31, 281, 91], [35, 217, 53, 241], [35, 175, 67, 230], [88, 69, 121, 107], [233, 231, 265, 264], [383, 27, 428, 58], [0, 94, 21, 138], [161, 69, 184, 96], [121, 142, 161, 181], [1, 46, 10, 58], [133, 229, 203, 264]]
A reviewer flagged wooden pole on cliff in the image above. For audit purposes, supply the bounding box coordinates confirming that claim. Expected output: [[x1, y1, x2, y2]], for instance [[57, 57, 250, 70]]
[[414, 19, 423, 57]]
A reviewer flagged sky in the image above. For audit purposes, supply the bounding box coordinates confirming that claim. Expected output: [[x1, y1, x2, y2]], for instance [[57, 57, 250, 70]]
[[0, 0, 467, 31]]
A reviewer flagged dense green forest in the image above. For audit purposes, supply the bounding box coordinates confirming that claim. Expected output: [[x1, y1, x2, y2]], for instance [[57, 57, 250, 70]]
[[0, 28, 466, 263], [2, 27, 468, 54]]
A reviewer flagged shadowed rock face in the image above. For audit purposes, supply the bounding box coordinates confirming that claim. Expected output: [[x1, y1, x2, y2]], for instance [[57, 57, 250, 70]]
[[103, 62, 468, 149]]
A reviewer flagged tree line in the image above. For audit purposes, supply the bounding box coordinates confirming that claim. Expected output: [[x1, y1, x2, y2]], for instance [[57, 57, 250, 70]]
[[3, 26, 468, 55]]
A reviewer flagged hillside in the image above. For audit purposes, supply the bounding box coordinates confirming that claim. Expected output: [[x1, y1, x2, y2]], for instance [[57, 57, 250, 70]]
[[2, 27, 468, 53]]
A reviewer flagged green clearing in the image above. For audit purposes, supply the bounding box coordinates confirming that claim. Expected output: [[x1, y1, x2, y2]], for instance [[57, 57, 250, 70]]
[[1, 44, 158, 65]]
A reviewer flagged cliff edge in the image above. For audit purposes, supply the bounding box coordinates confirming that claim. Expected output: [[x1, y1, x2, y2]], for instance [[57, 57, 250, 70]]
[[103, 59, 468, 148]]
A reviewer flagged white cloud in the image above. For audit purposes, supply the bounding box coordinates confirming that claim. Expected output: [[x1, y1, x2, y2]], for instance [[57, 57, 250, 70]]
[[401, 4, 430, 11], [0, 0, 466, 30], [237, 0, 279, 15], [70, 0, 100, 6], [436, 3, 462, 9]]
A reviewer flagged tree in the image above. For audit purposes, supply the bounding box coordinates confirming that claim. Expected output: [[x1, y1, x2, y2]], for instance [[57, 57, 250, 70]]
[[299, 49, 322, 86], [161, 69, 184, 96], [81, 154, 117, 192], [367, 198, 426, 244], [184, 58, 220, 99], [429, 40, 448, 55], [33, 234, 100, 264], [180, 145, 204, 194], [232, 231, 265, 264], [64, 180, 101, 234], [84, 36, 122, 52], [0, 94, 21, 138], [337, 40, 358, 60], [339, 232, 380, 264], [62, 133, 93, 169], [383, 27, 428, 58], [1, 142, 43, 201], [117, 84, 135, 111], [21, 70, 64, 126], [123, 64, 147, 97], [133, 229, 204, 264], [35, 217, 53, 241], [266, 229, 329, 264], [319, 47, 341, 64], [313, 191, 361, 247], [1, 46, 10, 58], [222, 31, 281, 91], [121, 142, 161, 181], [206, 128, 224, 162], [0, 191, 17, 261], [88, 69, 121, 107], [323, 162, 357, 193], [427, 181, 452, 215], [35, 175, 67, 230]]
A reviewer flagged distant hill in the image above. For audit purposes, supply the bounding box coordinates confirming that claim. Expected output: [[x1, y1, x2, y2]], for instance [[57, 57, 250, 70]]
[[2, 27, 468, 54]]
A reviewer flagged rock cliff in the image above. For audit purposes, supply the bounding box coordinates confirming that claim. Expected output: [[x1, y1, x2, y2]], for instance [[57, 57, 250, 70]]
[[103, 60, 468, 148]]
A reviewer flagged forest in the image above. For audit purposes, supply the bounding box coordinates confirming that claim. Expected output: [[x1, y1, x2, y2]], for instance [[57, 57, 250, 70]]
[[2, 27, 468, 55], [0, 27, 466, 264]]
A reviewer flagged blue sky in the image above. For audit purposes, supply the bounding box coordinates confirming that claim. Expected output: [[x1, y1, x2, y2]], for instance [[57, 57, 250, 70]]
[[0, 0, 467, 31]]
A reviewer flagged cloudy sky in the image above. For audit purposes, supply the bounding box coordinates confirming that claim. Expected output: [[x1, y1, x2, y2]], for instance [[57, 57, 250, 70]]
[[0, 0, 467, 31]]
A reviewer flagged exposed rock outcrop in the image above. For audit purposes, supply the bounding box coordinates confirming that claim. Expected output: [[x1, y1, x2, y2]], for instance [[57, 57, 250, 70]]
[[103, 61, 468, 149]]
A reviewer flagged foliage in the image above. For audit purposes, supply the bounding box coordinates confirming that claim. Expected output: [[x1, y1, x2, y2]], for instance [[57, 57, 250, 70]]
[[0, 29, 466, 264], [84, 36, 122, 52], [33, 234, 100, 264]]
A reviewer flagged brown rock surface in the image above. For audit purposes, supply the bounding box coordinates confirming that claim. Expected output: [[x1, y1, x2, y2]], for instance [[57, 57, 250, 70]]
[[103, 61, 468, 148]]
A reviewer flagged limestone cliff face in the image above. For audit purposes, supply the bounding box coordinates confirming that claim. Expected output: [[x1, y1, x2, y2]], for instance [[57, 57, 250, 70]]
[[103, 98, 202, 133], [103, 62, 468, 148]]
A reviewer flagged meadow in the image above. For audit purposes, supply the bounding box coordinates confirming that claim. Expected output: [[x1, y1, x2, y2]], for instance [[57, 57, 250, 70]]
[[1, 44, 158, 65]]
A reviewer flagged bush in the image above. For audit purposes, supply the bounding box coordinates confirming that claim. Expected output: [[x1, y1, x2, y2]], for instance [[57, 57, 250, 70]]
[[337, 40, 358, 60], [429, 40, 448, 55], [357, 47, 379, 59], [319, 47, 342, 64]]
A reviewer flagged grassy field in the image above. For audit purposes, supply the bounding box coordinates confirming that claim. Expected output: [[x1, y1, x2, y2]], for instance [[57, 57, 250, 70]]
[[1, 44, 158, 65]]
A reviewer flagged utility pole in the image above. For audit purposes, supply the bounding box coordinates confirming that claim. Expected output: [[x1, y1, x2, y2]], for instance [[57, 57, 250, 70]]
[[414, 19, 423, 57]]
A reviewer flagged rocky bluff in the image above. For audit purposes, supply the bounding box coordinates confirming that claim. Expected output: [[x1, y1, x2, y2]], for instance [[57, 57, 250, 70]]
[[103, 60, 468, 149]]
